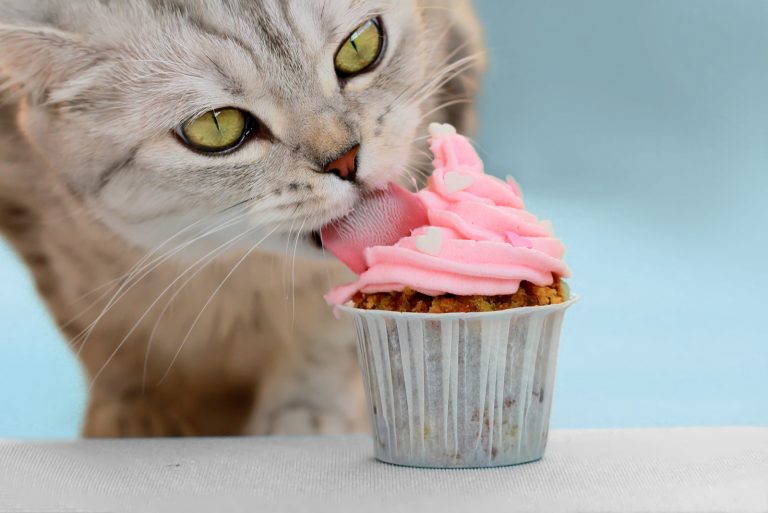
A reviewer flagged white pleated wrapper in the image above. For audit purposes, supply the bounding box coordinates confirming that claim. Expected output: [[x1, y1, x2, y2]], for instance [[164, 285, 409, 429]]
[[338, 297, 577, 468]]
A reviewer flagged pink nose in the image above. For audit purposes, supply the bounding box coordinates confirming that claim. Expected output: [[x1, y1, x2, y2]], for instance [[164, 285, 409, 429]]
[[324, 145, 360, 181]]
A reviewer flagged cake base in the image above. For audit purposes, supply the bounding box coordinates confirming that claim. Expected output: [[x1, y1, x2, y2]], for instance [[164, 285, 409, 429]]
[[343, 296, 575, 467], [352, 279, 568, 313]]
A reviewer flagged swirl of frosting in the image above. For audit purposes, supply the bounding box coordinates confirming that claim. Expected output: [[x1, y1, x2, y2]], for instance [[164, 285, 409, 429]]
[[324, 123, 570, 305]]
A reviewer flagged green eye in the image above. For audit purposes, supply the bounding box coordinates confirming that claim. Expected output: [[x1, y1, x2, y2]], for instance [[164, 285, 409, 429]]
[[334, 18, 385, 77], [180, 108, 248, 153]]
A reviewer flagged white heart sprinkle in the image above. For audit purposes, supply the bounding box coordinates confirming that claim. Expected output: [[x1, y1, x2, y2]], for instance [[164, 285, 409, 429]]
[[428, 122, 457, 137], [415, 227, 443, 256], [444, 171, 475, 193]]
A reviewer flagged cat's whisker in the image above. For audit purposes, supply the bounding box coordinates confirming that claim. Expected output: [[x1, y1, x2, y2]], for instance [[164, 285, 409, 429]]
[[71, 218, 250, 357], [405, 163, 431, 179], [281, 209, 301, 299], [75, 211, 246, 327], [462, 136, 491, 160], [110, 203, 253, 298], [72, 209, 252, 354], [317, 229, 335, 292], [397, 169, 424, 190], [290, 217, 307, 333], [402, 159, 431, 178], [63, 207, 239, 314], [403, 51, 485, 108], [413, 147, 435, 160], [112, 208, 250, 289], [155, 222, 285, 386], [417, 98, 474, 124], [382, 21, 470, 111], [88, 222, 264, 391], [402, 166, 430, 186], [142, 214, 287, 358], [387, 30, 481, 111], [431, 27, 476, 66], [140, 231, 275, 388], [412, 131, 455, 144], [413, 54, 485, 108]]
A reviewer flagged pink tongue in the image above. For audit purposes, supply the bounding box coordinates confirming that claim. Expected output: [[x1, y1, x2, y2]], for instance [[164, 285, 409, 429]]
[[321, 183, 428, 274]]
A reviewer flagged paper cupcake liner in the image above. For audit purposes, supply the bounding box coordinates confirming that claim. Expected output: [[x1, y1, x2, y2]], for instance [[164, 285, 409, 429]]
[[339, 298, 577, 468]]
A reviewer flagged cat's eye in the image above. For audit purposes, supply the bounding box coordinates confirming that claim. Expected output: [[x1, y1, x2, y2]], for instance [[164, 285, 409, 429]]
[[178, 108, 250, 153], [334, 17, 385, 78]]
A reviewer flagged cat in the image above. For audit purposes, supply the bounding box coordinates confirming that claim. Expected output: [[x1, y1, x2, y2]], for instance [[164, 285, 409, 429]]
[[0, 0, 484, 437]]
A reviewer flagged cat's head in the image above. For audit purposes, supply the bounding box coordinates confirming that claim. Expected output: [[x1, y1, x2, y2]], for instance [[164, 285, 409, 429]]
[[0, 0, 482, 256]]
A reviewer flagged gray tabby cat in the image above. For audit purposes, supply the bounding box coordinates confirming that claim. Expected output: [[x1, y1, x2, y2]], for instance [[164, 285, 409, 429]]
[[0, 0, 484, 437]]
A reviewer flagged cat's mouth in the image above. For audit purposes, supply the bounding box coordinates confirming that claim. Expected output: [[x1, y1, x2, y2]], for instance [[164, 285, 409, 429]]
[[306, 181, 423, 256], [310, 183, 428, 271], [309, 230, 324, 249], [306, 185, 383, 252]]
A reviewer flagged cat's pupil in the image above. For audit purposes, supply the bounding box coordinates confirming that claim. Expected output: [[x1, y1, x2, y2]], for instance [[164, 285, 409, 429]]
[[178, 108, 249, 153], [334, 18, 384, 77]]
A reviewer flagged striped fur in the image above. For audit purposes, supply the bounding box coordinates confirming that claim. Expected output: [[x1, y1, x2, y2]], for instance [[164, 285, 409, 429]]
[[0, 0, 484, 437]]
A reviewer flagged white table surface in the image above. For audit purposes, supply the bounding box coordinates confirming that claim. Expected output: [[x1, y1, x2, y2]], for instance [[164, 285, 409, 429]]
[[1, 427, 766, 513]]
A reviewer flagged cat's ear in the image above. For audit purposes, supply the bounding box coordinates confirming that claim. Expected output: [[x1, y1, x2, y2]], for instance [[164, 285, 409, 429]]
[[0, 23, 96, 103]]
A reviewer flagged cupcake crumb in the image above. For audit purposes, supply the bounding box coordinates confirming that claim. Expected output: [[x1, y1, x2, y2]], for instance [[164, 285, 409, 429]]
[[353, 279, 569, 313]]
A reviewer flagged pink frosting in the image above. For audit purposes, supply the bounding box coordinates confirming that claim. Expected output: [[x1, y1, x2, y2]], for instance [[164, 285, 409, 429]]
[[324, 124, 570, 305]]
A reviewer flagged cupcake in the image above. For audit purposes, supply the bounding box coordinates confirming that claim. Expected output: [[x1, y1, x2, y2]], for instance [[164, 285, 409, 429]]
[[323, 123, 577, 468]]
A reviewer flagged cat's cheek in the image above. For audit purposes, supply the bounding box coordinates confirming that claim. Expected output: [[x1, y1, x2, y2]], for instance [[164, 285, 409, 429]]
[[310, 180, 360, 225], [358, 120, 420, 189], [89, 171, 230, 252]]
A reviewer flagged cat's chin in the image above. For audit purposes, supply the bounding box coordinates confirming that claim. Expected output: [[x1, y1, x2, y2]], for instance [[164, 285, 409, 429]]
[[216, 227, 334, 261], [245, 230, 334, 261]]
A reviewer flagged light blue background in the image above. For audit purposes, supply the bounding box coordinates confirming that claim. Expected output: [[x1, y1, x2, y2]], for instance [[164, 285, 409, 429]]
[[1, 1, 766, 438]]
